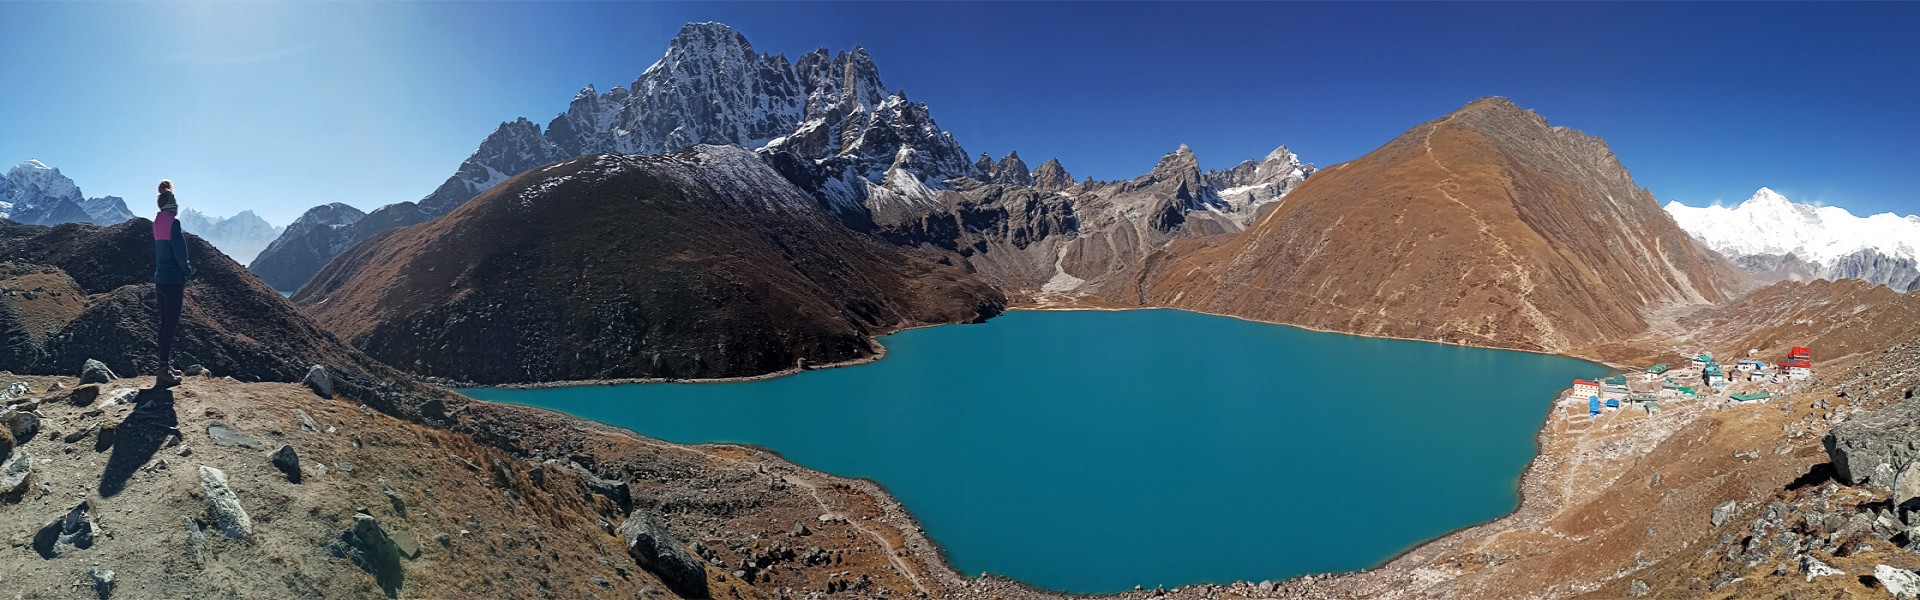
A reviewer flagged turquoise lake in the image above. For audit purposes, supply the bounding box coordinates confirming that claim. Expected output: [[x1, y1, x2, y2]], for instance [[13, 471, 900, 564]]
[[463, 309, 1601, 593]]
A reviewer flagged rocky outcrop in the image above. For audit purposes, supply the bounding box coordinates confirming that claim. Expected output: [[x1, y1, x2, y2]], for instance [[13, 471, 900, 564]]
[[1032, 158, 1074, 192], [1824, 395, 1920, 497], [620, 511, 708, 597], [345, 513, 406, 596], [297, 147, 1003, 384]]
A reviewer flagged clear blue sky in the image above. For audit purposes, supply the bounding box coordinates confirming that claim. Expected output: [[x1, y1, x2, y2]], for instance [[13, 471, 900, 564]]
[[3, 2, 1915, 225]]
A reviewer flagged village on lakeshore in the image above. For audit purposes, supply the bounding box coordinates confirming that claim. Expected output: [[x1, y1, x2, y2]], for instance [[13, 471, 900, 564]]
[[1567, 346, 1814, 420]]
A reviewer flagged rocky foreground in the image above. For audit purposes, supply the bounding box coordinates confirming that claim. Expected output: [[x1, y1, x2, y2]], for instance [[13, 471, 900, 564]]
[[0, 371, 971, 599]]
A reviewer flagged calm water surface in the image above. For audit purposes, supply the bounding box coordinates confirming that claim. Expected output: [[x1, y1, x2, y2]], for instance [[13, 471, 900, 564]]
[[464, 309, 1600, 593]]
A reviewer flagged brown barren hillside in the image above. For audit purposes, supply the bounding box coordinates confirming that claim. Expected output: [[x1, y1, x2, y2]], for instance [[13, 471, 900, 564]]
[[297, 146, 1004, 384], [1141, 97, 1748, 354]]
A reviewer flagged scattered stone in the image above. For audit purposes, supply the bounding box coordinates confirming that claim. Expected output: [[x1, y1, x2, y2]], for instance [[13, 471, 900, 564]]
[[0, 381, 27, 401], [199, 466, 253, 539], [270, 445, 302, 483], [304, 365, 335, 398], [1712, 500, 1739, 527], [434, 532, 451, 547], [106, 389, 138, 405], [295, 409, 320, 433], [176, 446, 193, 457], [0, 448, 32, 502], [1802, 554, 1843, 582], [64, 384, 99, 407], [206, 421, 263, 449], [1880, 564, 1920, 599], [184, 518, 207, 563], [0, 425, 12, 459], [183, 364, 206, 376], [792, 521, 811, 537], [90, 568, 115, 599], [80, 359, 115, 384], [46, 381, 63, 393], [32, 501, 97, 558], [620, 512, 708, 598]]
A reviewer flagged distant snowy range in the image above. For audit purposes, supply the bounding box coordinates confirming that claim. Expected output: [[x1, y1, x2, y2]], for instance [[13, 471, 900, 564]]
[[1666, 188, 1920, 291], [0, 160, 284, 265]]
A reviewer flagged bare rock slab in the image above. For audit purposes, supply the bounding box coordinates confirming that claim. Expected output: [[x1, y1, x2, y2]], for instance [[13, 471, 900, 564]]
[[206, 421, 262, 449], [199, 465, 252, 539]]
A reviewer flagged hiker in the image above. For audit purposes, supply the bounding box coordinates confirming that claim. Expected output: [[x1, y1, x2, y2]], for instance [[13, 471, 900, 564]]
[[152, 180, 192, 388]]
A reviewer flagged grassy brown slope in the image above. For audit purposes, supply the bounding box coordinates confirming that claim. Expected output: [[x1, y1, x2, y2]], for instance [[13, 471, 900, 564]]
[[1139, 97, 1746, 355], [298, 148, 1004, 384]]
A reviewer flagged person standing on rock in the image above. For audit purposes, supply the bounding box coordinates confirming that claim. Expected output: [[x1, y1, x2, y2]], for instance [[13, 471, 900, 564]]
[[151, 180, 192, 388]]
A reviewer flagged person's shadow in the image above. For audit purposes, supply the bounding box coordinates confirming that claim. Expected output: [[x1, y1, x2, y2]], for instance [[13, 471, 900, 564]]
[[99, 388, 179, 498]]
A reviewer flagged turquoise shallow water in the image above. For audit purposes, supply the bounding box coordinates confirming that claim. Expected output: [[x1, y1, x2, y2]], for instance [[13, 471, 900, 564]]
[[463, 309, 1601, 593]]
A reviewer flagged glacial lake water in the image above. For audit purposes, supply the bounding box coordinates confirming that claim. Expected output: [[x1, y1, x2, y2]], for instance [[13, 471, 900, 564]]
[[463, 309, 1602, 593]]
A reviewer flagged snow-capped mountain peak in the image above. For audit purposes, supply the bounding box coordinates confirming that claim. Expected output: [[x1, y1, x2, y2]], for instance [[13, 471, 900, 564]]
[[0, 159, 133, 226], [1665, 188, 1920, 290]]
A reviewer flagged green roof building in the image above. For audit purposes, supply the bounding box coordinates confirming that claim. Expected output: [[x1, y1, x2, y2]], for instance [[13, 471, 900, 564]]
[[1731, 392, 1773, 402], [1647, 363, 1669, 375]]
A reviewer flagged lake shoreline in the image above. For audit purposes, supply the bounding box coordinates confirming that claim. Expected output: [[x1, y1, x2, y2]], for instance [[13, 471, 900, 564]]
[[461, 308, 1604, 596], [458, 304, 1622, 391]]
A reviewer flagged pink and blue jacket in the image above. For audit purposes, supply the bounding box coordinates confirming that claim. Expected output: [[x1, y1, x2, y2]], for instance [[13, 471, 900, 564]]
[[152, 211, 192, 284]]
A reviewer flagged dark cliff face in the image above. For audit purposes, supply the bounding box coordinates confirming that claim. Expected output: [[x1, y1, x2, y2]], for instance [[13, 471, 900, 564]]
[[297, 147, 1005, 385]]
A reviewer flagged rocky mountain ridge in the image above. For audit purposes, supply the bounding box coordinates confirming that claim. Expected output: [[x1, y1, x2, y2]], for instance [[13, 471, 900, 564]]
[[1666, 187, 1920, 291], [254, 22, 985, 291], [0, 160, 133, 227], [178, 209, 284, 267], [295, 146, 1004, 384]]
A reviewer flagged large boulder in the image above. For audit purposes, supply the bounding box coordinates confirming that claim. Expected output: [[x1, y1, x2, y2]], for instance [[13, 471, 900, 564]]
[[304, 365, 334, 398], [1824, 397, 1920, 500], [80, 358, 115, 384], [619, 512, 707, 597]]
